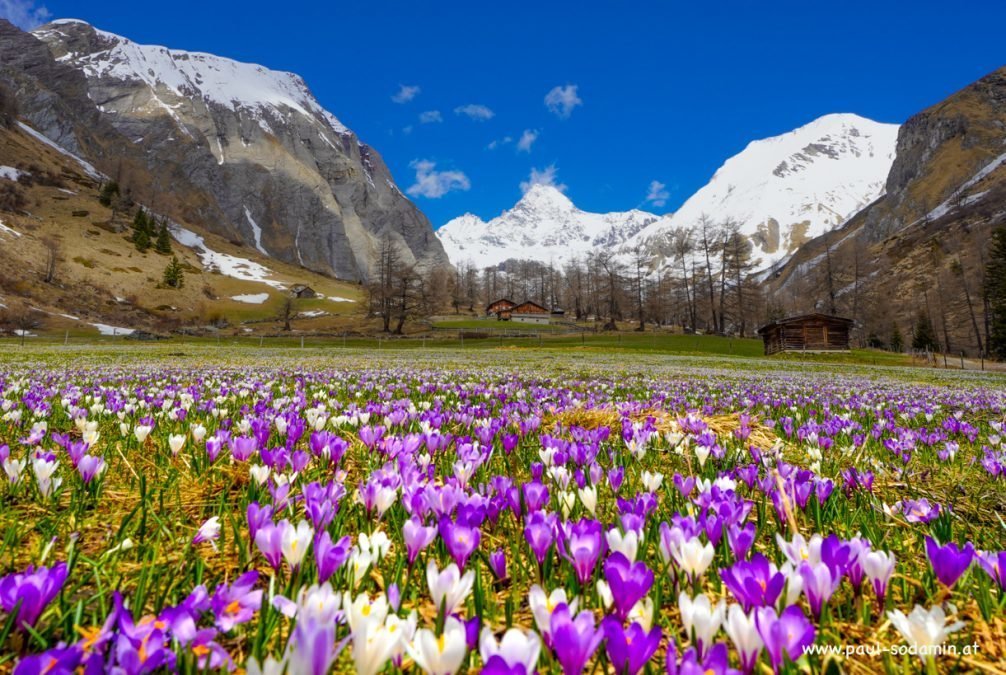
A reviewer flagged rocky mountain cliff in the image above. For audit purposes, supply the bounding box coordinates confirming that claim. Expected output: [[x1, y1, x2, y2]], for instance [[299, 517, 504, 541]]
[[438, 184, 660, 268], [0, 18, 447, 281], [764, 67, 1006, 354]]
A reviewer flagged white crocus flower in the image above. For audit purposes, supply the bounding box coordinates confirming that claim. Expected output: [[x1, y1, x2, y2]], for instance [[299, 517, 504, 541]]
[[887, 604, 965, 663], [641, 470, 663, 493], [133, 425, 152, 443], [679, 592, 725, 654], [3, 457, 26, 484], [528, 584, 578, 635], [628, 596, 654, 631], [725, 604, 763, 671], [605, 528, 640, 563], [670, 536, 715, 580], [577, 485, 597, 516], [479, 626, 542, 673], [168, 434, 186, 455], [280, 519, 313, 569], [407, 616, 467, 675], [249, 464, 270, 485], [427, 560, 474, 616]]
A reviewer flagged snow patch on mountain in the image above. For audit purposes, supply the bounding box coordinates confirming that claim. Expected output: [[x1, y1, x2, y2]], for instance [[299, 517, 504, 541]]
[[36, 19, 350, 137]]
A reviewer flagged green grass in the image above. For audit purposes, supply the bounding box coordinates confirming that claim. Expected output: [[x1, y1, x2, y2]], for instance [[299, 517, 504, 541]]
[[431, 318, 570, 332]]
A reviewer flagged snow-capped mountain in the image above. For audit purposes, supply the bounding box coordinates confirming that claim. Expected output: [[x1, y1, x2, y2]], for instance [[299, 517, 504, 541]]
[[19, 19, 447, 280], [624, 113, 899, 270], [439, 114, 898, 272], [438, 184, 660, 268]]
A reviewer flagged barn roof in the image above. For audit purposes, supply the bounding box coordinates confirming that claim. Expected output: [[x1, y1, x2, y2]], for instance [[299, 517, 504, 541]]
[[756, 313, 854, 335], [512, 301, 549, 312]]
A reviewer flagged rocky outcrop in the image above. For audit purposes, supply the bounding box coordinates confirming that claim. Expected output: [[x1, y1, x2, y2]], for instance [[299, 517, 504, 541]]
[[762, 66, 1006, 355], [863, 66, 1006, 239], [0, 19, 448, 281]]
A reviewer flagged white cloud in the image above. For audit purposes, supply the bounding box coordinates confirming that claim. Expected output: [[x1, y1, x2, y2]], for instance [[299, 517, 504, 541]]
[[402, 125, 414, 135], [487, 136, 513, 150], [544, 84, 582, 119], [406, 159, 471, 199], [516, 129, 539, 153], [520, 165, 567, 194], [645, 180, 670, 207], [0, 0, 50, 29], [419, 110, 443, 124], [454, 104, 495, 121], [391, 84, 420, 104]]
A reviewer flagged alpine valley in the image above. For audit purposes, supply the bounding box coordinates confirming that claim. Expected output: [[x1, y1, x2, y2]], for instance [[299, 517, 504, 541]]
[[0, 14, 1004, 353]]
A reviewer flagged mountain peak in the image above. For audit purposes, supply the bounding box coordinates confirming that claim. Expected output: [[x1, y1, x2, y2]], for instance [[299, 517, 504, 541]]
[[517, 183, 575, 211]]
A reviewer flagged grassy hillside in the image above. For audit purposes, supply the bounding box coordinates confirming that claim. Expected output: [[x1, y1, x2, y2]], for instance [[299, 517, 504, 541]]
[[0, 120, 365, 336]]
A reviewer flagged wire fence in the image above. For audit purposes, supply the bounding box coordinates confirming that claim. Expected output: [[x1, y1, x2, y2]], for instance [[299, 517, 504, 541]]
[[0, 329, 765, 356]]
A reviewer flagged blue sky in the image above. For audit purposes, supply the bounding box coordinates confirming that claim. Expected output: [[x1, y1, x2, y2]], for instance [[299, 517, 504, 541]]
[[7, 0, 1006, 227]]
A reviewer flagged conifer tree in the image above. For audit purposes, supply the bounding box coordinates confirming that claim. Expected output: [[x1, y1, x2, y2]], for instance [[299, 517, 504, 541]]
[[890, 324, 904, 353], [162, 256, 184, 288], [155, 220, 172, 254], [911, 310, 939, 352], [986, 227, 1006, 359], [132, 209, 152, 252]]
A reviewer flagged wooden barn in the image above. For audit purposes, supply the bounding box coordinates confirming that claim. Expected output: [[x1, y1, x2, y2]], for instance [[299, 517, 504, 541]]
[[757, 313, 854, 355], [511, 301, 551, 325], [486, 298, 517, 320]]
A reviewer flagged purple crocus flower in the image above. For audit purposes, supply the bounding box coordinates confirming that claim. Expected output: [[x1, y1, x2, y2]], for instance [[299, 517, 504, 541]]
[[976, 550, 1006, 589], [210, 570, 262, 632], [603, 552, 654, 620], [602, 617, 661, 675], [254, 521, 284, 571], [77, 454, 106, 484], [558, 518, 604, 584], [608, 467, 624, 494], [524, 511, 556, 567], [488, 548, 508, 579], [388, 583, 401, 612], [0, 562, 68, 630], [720, 553, 785, 611], [549, 603, 604, 675], [668, 643, 737, 675], [287, 614, 347, 675], [902, 498, 941, 524], [522, 481, 550, 512], [315, 531, 352, 583], [403, 517, 437, 566], [799, 561, 840, 620], [482, 655, 527, 675], [229, 435, 258, 462], [440, 517, 481, 569], [246, 502, 273, 544], [756, 605, 816, 672], [925, 536, 974, 588], [727, 522, 756, 560]]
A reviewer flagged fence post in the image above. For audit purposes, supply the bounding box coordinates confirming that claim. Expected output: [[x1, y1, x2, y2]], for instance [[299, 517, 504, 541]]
[[300, 336, 304, 349], [259, 336, 264, 348], [960, 352, 965, 370], [64, 331, 69, 345]]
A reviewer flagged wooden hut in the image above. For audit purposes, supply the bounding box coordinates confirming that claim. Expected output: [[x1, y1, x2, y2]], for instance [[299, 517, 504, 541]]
[[289, 284, 317, 299], [486, 298, 517, 320], [757, 313, 853, 355], [511, 301, 551, 325]]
